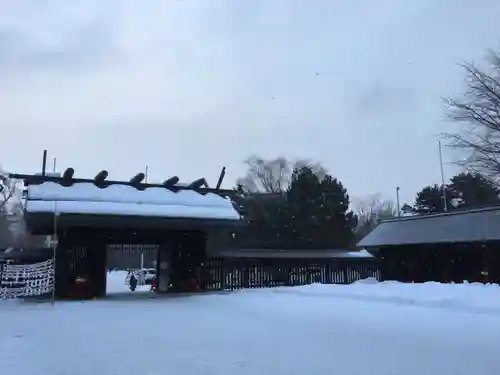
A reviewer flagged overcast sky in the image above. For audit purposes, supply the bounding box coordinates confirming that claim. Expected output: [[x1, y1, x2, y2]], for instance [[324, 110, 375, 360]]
[[1, 0, 500, 205]]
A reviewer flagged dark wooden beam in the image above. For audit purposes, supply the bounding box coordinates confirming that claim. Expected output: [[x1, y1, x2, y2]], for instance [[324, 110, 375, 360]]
[[215, 166, 226, 190], [42, 150, 47, 177], [24, 211, 243, 234]]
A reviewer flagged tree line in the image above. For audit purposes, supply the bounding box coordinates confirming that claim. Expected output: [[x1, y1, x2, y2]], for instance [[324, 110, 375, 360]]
[[232, 156, 357, 249], [231, 160, 500, 250], [412, 172, 499, 214]]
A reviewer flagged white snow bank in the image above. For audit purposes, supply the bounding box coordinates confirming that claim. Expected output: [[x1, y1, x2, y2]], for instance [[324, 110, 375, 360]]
[[333, 249, 373, 258], [2, 276, 500, 375], [271, 279, 500, 314], [353, 276, 379, 284], [107, 271, 500, 314]]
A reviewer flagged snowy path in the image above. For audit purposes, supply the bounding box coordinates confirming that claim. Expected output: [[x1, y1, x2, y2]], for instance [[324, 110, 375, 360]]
[[1, 280, 500, 375]]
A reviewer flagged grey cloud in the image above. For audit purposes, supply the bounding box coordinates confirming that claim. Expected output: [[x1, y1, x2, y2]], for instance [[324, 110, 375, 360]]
[[0, 21, 122, 76], [1, 0, 499, 207], [351, 84, 419, 118]]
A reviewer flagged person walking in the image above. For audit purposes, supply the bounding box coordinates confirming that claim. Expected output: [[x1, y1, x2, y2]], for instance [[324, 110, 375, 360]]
[[129, 273, 137, 291]]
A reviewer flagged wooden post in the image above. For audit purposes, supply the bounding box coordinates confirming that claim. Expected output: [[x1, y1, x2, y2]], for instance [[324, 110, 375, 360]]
[[482, 242, 489, 283], [215, 167, 226, 190]]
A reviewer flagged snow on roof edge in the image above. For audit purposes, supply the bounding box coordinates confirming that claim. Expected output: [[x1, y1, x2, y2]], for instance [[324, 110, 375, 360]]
[[27, 182, 234, 208], [26, 200, 240, 220]]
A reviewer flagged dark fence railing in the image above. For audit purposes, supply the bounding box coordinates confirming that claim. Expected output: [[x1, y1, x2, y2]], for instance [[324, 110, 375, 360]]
[[203, 258, 380, 291]]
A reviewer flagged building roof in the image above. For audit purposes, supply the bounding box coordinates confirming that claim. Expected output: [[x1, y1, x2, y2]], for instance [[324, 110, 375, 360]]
[[217, 249, 374, 259], [357, 206, 500, 247]]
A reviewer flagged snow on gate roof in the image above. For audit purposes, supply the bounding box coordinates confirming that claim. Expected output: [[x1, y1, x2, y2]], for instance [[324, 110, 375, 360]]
[[16, 170, 240, 221]]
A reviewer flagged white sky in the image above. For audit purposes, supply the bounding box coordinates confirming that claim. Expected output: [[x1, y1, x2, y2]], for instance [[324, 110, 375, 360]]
[[1, 0, 500, 205]]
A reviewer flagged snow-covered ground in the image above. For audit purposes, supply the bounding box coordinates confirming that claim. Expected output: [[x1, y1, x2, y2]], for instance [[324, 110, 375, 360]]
[[1, 273, 500, 375], [107, 270, 152, 293]]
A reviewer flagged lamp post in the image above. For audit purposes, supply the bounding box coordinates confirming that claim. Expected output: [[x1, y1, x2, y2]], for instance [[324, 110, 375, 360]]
[[51, 157, 58, 305]]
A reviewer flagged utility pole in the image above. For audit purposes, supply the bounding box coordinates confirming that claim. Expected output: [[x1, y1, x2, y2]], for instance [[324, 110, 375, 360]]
[[439, 141, 448, 212], [141, 166, 148, 272], [51, 157, 58, 305]]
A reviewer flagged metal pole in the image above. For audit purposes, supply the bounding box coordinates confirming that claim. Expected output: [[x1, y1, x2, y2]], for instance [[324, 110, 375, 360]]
[[396, 186, 401, 217], [51, 158, 58, 305], [42, 150, 47, 176], [145, 166, 148, 184], [439, 141, 448, 212]]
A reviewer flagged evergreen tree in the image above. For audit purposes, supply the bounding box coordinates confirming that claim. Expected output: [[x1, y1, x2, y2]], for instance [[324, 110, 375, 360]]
[[286, 167, 357, 248], [448, 172, 500, 209], [414, 172, 500, 214], [234, 191, 287, 249], [286, 167, 322, 247], [414, 185, 451, 214]]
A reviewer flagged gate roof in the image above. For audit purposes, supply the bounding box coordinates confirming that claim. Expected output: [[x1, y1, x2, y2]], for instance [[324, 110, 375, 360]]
[[12, 171, 241, 232]]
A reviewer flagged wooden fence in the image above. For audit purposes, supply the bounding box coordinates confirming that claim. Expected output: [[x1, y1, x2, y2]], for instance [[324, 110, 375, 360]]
[[203, 258, 380, 291]]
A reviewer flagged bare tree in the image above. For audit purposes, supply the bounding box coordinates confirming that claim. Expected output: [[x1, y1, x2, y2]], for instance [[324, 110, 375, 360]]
[[352, 194, 396, 239], [236, 156, 291, 193], [353, 194, 396, 222], [0, 167, 25, 246], [444, 49, 500, 184], [0, 176, 21, 212], [236, 156, 329, 193]]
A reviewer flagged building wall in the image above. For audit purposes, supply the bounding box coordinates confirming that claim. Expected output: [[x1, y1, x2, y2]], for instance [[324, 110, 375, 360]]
[[105, 228, 235, 270], [206, 227, 235, 256], [106, 244, 157, 270]]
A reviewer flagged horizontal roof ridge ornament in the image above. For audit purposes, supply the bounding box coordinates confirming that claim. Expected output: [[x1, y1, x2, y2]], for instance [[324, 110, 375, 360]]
[[94, 170, 108, 187], [129, 173, 145, 185], [61, 168, 74, 187], [10, 172, 236, 196], [162, 176, 179, 189]]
